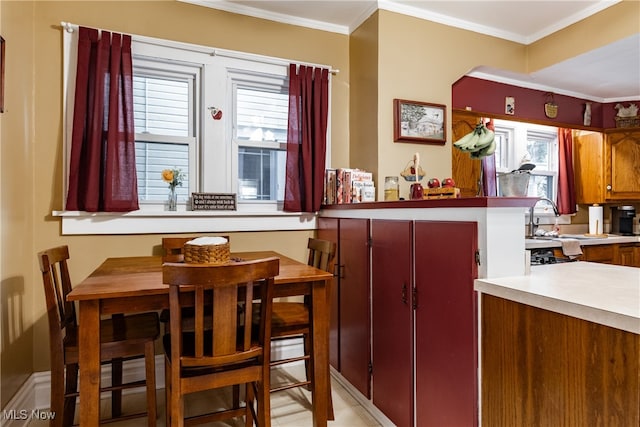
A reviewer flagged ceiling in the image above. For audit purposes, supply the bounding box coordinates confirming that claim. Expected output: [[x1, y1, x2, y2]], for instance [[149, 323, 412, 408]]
[[182, 0, 640, 102]]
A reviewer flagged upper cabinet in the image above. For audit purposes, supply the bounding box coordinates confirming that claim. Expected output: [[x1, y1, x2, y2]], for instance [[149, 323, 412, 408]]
[[451, 110, 482, 197], [574, 128, 640, 203]]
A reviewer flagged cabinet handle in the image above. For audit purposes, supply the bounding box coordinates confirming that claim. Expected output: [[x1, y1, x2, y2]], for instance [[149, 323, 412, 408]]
[[607, 184, 612, 191], [401, 283, 407, 305]]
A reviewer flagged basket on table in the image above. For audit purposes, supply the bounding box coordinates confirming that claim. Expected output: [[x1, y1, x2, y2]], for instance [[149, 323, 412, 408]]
[[183, 237, 230, 264]]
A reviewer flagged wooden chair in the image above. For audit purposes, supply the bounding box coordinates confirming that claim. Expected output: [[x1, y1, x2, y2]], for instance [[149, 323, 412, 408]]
[[162, 257, 279, 427], [256, 238, 336, 418], [38, 245, 159, 427]]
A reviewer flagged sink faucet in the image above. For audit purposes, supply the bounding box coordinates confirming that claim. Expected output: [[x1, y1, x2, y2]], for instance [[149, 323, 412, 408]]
[[528, 197, 560, 237]]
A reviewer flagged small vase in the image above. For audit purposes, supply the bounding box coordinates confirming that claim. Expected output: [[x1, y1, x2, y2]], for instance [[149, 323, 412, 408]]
[[167, 187, 177, 211]]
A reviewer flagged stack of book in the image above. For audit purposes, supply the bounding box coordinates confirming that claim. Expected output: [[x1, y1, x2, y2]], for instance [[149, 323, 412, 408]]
[[325, 168, 375, 204]]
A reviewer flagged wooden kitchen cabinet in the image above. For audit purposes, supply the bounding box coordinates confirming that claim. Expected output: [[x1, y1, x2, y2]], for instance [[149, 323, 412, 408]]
[[574, 128, 640, 203], [581, 244, 616, 264], [452, 110, 482, 197], [617, 243, 640, 267], [370, 220, 478, 427]]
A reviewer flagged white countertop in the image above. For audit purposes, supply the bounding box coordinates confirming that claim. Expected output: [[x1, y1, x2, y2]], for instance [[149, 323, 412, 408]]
[[475, 262, 640, 334], [525, 234, 640, 249]]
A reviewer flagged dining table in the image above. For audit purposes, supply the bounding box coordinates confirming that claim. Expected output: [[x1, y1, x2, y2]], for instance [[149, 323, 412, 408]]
[[67, 251, 334, 427]]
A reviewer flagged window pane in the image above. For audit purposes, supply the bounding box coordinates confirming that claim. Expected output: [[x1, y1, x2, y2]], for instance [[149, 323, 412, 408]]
[[528, 174, 553, 199], [236, 88, 288, 142], [133, 76, 190, 137], [136, 141, 189, 201], [238, 147, 285, 201]]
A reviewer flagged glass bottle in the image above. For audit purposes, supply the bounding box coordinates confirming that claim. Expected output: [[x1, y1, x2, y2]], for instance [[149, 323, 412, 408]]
[[384, 176, 399, 201]]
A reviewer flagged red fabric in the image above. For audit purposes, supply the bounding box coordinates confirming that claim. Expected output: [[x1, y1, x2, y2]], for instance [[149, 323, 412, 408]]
[[284, 64, 329, 212], [481, 118, 497, 196], [557, 128, 577, 214], [66, 27, 138, 212]]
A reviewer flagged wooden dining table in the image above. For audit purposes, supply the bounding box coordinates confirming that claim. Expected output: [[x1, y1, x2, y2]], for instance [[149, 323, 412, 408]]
[[67, 251, 334, 427]]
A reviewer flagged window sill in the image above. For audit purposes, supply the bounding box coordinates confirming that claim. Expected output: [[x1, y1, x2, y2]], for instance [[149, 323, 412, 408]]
[[53, 209, 318, 235]]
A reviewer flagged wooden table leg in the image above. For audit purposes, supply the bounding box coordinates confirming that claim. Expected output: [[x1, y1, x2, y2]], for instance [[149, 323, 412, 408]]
[[78, 300, 101, 426], [310, 279, 329, 427]]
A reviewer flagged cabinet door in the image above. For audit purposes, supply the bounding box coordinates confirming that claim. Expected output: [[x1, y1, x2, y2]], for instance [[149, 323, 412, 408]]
[[582, 244, 615, 264], [414, 221, 478, 427], [371, 220, 413, 427], [616, 244, 636, 267], [338, 218, 371, 398], [574, 130, 605, 204], [452, 110, 482, 197], [605, 129, 640, 201], [318, 217, 340, 370]]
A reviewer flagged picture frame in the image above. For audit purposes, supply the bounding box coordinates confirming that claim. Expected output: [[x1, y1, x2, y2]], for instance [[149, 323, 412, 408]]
[[393, 99, 446, 144]]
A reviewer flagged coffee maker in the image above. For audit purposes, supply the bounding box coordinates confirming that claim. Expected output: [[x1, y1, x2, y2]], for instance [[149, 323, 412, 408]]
[[611, 205, 637, 235]]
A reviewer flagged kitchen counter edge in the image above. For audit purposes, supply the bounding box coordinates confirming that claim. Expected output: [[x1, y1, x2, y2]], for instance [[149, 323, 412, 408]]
[[475, 262, 640, 334]]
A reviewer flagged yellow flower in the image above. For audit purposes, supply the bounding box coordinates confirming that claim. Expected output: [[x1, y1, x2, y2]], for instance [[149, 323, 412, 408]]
[[162, 169, 174, 183]]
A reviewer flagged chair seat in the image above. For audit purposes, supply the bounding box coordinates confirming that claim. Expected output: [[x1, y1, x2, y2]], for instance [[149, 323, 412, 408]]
[[64, 312, 160, 363], [253, 302, 309, 337]]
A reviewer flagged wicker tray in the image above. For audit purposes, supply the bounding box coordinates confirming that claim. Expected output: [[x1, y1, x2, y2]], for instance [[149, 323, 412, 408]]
[[183, 242, 230, 264]]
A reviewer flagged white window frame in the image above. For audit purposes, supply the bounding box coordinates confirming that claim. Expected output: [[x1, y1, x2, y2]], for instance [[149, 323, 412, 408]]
[[57, 24, 332, 234], [493, 119, 568, 224]]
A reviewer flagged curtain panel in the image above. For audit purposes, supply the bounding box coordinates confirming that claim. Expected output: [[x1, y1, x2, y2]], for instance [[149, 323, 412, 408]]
[[66, 27, 138, 212], [557, 128, 577, 215], [480, 118, 497, 197], [284, 64, 329, 213]]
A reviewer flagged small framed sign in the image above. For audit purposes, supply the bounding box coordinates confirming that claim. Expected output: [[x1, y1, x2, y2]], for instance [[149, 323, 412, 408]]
[[191, 193, 237, 211]]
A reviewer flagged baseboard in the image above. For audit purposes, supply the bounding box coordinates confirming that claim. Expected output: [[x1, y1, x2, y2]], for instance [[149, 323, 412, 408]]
[[1, 339, 304, 426], [329, 367, 395, 427]]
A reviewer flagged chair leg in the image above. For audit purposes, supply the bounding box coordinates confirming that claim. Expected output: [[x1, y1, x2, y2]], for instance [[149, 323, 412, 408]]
[[164, 356, 171, 427], [244, 383, 254, 427], [111, 357, 123, 418], [257, 365, 271, 427], [63, 363, 79, 427], [144, 341, 157, 427]]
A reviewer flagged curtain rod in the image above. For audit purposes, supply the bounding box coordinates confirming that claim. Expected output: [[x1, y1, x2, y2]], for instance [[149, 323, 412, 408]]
[[60, 21, 339, 75]]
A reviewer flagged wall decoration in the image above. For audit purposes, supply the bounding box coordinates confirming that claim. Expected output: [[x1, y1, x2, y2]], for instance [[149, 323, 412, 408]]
[[393, 99, 446, 144], [505, 96, 515, 115], [191, 193, 237, 210], [544, 93, 558, 118]]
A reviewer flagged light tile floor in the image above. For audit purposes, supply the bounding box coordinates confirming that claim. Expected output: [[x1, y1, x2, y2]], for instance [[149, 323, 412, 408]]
[[30, 365, 381, 427]]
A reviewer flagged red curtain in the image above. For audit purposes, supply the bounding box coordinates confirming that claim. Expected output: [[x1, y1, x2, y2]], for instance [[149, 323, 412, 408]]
[[66, 27, 139, 212], [284, 64, 329, 212], [557, 128, 577, 214], [481, 118, 497, 196]]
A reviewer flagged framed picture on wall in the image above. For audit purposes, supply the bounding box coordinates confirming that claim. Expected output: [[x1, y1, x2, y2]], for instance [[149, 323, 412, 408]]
[[393, 99, 446, 144]]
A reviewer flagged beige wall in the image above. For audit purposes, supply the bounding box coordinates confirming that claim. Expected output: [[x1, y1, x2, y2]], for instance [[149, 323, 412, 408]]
[[527, 0, 640, 72], [1, 0, 37, 408], [0, 0, 637, 407], [376, 11, 526, 199]]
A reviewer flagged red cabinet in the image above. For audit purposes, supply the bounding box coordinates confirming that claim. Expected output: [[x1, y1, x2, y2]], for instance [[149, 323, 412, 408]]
[[319, 217, 371, 397], [317, 217, 340, 369], [323, 217, 479, 425], [414, 221, 478, 427], [370, 220, 478, 426], [371, 220, 413, 427]]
